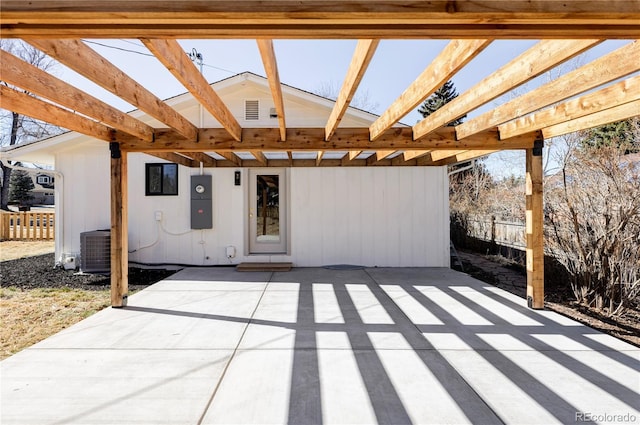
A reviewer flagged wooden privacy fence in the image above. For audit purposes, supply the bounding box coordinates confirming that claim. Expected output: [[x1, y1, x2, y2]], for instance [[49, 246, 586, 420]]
[[0, 211, 55, 241], [467, 216, 526, 249]]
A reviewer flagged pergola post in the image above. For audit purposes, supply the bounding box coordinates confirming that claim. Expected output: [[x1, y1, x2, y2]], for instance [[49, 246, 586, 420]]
[[110, 142, 128, 307], [525, 140, 544, 309]]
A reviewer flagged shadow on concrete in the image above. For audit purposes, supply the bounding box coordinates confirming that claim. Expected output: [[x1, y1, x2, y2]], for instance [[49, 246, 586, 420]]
[[120, 267, 638, 424]]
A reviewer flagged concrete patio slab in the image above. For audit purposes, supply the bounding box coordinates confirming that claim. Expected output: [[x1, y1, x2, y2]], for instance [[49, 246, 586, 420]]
[[2, 267, 639, 425]]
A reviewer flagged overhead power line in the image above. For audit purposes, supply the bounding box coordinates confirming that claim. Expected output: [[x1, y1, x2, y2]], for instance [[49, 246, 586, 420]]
[[81, 39, 238, 75]]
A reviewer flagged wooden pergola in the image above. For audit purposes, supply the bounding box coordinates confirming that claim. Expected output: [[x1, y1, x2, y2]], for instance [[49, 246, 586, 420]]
[[1, 1, 639, 309]]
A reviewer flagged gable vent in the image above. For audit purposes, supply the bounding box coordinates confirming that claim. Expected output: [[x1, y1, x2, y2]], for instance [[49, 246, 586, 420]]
[[245, 100, 259, 120]]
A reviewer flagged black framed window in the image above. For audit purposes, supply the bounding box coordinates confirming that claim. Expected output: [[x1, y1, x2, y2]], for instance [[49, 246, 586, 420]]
[[145, 163, 178, 196]]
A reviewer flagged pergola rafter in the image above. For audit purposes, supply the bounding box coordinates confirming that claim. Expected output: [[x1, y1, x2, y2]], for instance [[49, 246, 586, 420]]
[[145, 152, 196, 168], [0, 85, 115, 141], [141, 38, 242, 141], [500, 75, 640, 139], [257, 39, 287, 142], [369, 39, 491, 141], [0, 49, 154, 142], [542, 99, 640, 140], [412, 39, 602, 140], [456, 40, 640, 140], [25, 38, 199, 141], [325, 39, 379, 141], [182, 152, 218, 167]]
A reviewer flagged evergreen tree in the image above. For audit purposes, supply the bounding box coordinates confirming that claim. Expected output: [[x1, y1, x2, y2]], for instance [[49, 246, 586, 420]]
[[9, 170, 34, 205], [417, 80, 465, 126], [581, 118, 639, 153]]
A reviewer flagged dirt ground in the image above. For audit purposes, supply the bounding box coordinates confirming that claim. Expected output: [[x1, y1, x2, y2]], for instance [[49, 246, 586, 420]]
[[458, 251, 640, 347], [0, 241, 55, 261]]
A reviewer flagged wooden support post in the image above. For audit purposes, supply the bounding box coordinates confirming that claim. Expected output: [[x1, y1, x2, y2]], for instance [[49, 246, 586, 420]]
[[110, 142, 128, 307], [526, 141, 544, 309]]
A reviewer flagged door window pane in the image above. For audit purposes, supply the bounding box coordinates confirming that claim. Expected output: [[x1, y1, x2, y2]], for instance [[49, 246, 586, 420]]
[[256, 175, 280, 242]]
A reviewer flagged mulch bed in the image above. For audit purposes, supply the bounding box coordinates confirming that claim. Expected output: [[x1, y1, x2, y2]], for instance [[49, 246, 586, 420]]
[[0, 253, 176, 291]]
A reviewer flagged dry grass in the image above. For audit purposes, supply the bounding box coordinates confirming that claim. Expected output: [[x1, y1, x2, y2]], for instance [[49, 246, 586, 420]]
[[0, 286, 110, 360], [0, 240, 55, 261]]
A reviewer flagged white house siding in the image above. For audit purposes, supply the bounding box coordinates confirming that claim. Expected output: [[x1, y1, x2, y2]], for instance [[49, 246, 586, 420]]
[[126, 163, 449, 267], [55, 143, 111, 259], [290, 167, 449, 267], [126, 154, 246, 267], [131, 79, 375, 130], [54, 148, 449, 267]]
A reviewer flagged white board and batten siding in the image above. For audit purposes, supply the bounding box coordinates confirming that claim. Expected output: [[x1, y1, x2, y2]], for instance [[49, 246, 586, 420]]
[[55, 145, 449, 267], [55, 143, 111, 260], [290, 167, 449, 267]]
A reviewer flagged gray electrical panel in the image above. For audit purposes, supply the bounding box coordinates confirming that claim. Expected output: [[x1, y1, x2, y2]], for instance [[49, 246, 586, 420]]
[[191, 175, 213, 229]]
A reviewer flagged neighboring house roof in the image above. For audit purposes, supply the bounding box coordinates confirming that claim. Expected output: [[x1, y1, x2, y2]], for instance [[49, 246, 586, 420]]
[[1, 72, 393, 166]]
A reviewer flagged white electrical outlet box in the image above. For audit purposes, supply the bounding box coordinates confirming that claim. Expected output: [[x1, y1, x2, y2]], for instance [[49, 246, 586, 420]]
[[226, 246, 236, 258], [155, 211, 162, 221], [62, 253, 77, 270]]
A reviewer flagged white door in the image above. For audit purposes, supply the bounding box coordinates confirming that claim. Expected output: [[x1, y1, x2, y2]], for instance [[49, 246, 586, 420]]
[[248, 169, 287, 254]]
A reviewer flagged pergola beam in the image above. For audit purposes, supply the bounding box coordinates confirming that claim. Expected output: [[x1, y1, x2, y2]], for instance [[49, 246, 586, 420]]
[[0, 85, 114, 141], [141, 38, 242, 141], [26, 38, 198, 141], [457, 40, 640, 140], [257, 39, 287, 142], [369, 39, 491, 141], [2, 1, 639, 39], [325, 39, 379, 141], [118, 127, 537, 152], [0, 49, 154, 142], [413, 39, 602, 140]]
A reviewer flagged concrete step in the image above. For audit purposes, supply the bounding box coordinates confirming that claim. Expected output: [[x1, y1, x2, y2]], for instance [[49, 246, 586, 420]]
[[236, 262, 292, 272]]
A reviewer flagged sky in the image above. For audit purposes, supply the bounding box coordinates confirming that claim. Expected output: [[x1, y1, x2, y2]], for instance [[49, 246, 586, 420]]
[[7, 38, 636, 178]]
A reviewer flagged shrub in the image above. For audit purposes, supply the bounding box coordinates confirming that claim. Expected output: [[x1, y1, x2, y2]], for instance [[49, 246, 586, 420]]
[[545, 145, 640, 315]]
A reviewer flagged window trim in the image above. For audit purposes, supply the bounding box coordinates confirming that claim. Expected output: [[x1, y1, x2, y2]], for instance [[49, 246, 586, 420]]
[[145, 163, 179, 196], [37, 175, 51, 184]]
